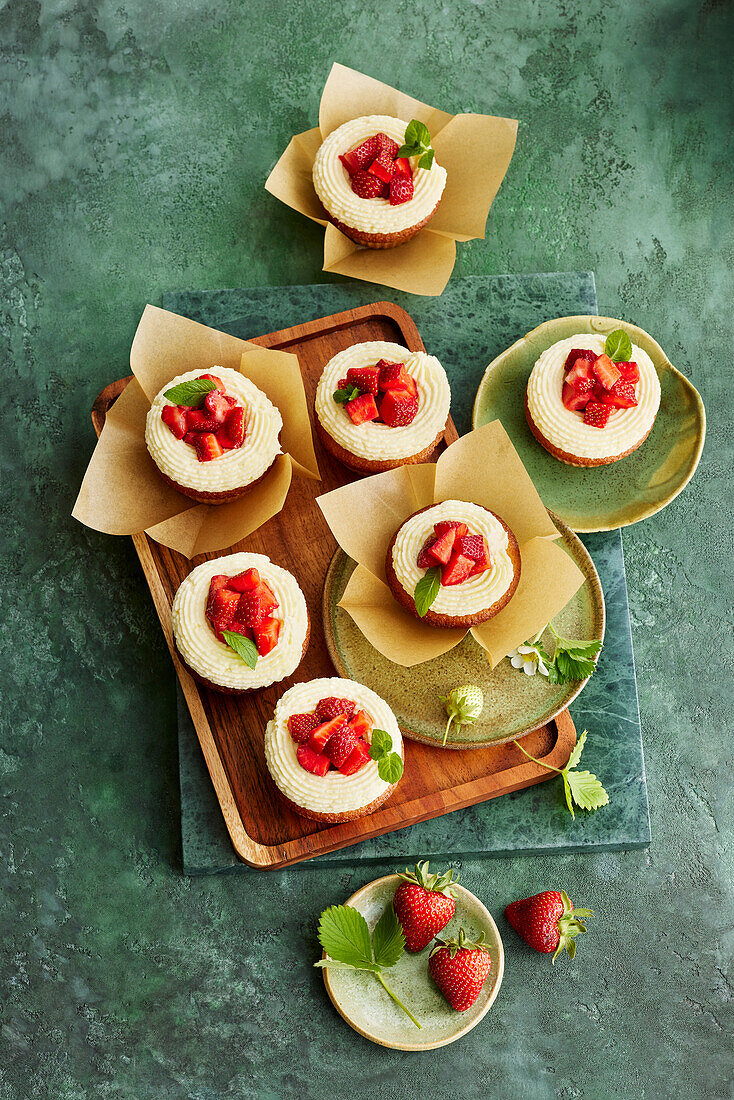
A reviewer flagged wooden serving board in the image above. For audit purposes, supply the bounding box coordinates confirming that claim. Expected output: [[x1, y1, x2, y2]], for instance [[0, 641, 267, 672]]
[[92, 302, 576, 870]]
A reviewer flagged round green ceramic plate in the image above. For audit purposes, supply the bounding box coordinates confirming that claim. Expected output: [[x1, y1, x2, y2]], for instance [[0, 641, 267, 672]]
[[472, 315, 706, 532], [322, 875, 504, 1050], [322, 511, 605, 749]]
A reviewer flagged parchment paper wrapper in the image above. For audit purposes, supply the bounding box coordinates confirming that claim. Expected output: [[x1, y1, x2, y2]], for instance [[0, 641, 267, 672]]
[[73, 305, 320, 558], [265, 63, 518, 296], [317, 422, 585, 667]]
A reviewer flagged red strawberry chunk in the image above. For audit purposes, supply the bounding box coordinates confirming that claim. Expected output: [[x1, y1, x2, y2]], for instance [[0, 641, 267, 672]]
[[296, 743, 330, 777], [338, 152, 359, 177], [617, 361, 640, 383], [428, 529, 457, 565], [583, 401, 613, 428], [206, 575, 230, 615], [563, 349, 598, 373], [253, 616, 280, 656], [204, 390, 231, 424], [417, 536, 438, 568], [287, 712, 320, 744], [564, 358, 596, 393], [316, 697, 357, 721], [229, 568, 260, 592], [377, 362, 417, 397], [346, 365, 380, 396], [309, 716, 348, 753], [195, 433, 224, 462], [441, 551, 475, 587], [186, 410, 220, 432], [348, 135, 380, 170], [200, 373, 225, 390], [368, 150, 397, 184], [393, 156, 412, 178], [597, 379, 638, 409], [379, 388, 418, 427], [389, 175, 414, 205], [324, 727, 358, 768], [375, 132, 400, 158], [350, 170, 387, 199], [434, 521, 468, 539], [592, 353, 621, 390], [208, 588, 240, 633], [346, 392, 379, 425], [251, 581, 278, 616], [347, 709, 373, 739], [161, 405, 188, 439], [235, 593, 266, 627], [562, 382, 593, 412], [222, 405, 246, 447], [338, 739, 372, 776], [458, 534, 487, 564]]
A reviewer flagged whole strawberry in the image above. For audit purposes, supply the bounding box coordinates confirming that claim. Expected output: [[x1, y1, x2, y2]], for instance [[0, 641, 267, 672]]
[[504, 890, 594, 962], [428, 928, 492, 1011], [393, 861, 458, 952]]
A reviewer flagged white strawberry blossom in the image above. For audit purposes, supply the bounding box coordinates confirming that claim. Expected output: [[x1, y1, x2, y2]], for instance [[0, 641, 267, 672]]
[[508, 642, 549, 678]]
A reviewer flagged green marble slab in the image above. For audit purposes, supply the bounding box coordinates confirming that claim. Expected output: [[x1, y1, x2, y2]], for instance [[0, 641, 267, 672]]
[[162, 276, 650, 873]]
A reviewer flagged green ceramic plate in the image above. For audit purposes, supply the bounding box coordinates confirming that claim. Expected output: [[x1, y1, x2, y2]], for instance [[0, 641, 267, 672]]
[[322, 875, 504, 1050], [472, 315, 706, 532], [322, 511, 605, 749]]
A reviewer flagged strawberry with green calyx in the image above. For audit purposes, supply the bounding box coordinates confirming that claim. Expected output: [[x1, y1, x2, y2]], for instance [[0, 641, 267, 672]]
[[428, 928, 492, 1011], [504, 890, 594, 962], [393, 860, 459, 952], [439, 684, 484, 746], [512, 729, 609, 818]]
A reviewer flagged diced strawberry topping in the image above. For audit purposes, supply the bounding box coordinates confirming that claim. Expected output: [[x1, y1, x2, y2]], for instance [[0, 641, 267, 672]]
[[235, 592, 267, 627], [375, 132, 400, 158], [379, 388, 418, 427], [206, 575, 230, 615], [434, 521, 468, 539], [200, 373, 225, 390], [596, 379, 638, 409], [458, 535, 487, 563], [252, 616, 280, 656], [562, 382, 593, 412], [348, 136, 380, 170], [346, 366, 381, 396], [564, 358, 596, 393], [287, 712, 320, 744], [617, 361, 640, 383], [309, 716, 348, 753], [346, 392, 380, 425], [583, 401, 613, 428], [347, 710, 373, 739], [204, 390, 231, 424], [368, 150, 397, 184], [209, 587, 240, 634], [195, 433, 223, 462], [228, 568, 260, 592], [296, 744, 331, 777], [563, 349, 598, 373], [377, 362, 417, 397], [316, 697, 357, 721], [417, 536, 438, 568], [221, 405, 246, 447], [350, 170, 387, 199], [186, 409, 220, 432], [324, 727, 358, 768], [161, 405, 188, 439], [338, 739, 372, 776], [393, 156, 412, 178], [427, 529, 457, 565], [389, 175, 414, 205], [338, 152, 359, 177], [592, 353, 621, 390], [441, 551, 476, 587]]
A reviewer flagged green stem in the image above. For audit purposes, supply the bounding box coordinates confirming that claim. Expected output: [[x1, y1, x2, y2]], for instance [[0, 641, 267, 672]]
[[375, 972, 423, 1029], [442, 714, 454, 747], [512, 738, 563, 774]]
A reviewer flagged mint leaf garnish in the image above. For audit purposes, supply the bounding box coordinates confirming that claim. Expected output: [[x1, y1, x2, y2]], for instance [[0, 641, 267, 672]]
[[222, 630, 258, 669], [604, 329, 633, 363], [414, 566, 441, 618], [164, 378, 217, 407], [333, 384, 361, 405], [397, 119, 435, 169], [367, 729, 404, 784], [513, 729, 610, 819], [314, 904, 421, 1028]]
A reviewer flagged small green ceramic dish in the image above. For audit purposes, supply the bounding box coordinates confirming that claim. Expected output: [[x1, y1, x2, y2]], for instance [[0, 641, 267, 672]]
[[322, 875, 504, 1050], [322, 511, 605, 749], [472, 315, 706, 532]]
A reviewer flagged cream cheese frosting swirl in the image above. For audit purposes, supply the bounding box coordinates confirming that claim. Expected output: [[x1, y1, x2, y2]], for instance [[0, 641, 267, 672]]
[[313, 115, 447, 234], [146, 366, 282, 493], [172, 553, 308, 690], [264, 678, 403, 815], [315, 341, 450, 460], [392, 500, 516, 617], [526, 335, 661, 461]]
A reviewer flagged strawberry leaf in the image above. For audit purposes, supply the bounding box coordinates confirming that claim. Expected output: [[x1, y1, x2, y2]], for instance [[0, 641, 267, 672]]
[[316, 905, 374, 969], [566, 770, 610, 812], [164, 378, 217, 407], [371, 905, 405, 969]]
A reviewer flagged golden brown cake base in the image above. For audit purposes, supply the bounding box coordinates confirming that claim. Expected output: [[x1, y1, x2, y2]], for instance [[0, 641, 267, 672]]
[[327, 197, 442, 250], [524, 393, 654, 468], [153, 457, 275, 505], [384, 505, 521, 628], [315, 417, 445, 474], [173, 614, 310, 695]]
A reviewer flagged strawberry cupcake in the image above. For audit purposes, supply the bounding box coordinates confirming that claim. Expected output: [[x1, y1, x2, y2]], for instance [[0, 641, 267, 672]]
[[264, 677, 404, 823], [145, 367, 282, 503], [171, 552, 309, 693], [525, 332, 661, 467], [312, 116, 447, 249], [314, 341, 451, 473], [385, 501, 521, 627]]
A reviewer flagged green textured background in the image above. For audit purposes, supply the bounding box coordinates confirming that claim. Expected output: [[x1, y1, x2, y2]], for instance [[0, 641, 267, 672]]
[[1, 2, 732, 1097]]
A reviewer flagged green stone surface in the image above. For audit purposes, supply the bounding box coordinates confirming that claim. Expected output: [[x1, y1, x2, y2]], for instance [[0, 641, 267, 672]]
[[1, 1, 732, 1097]]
